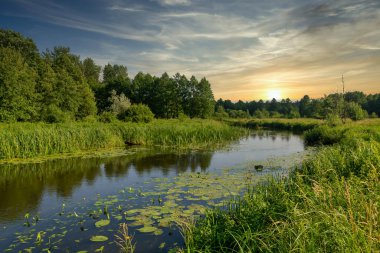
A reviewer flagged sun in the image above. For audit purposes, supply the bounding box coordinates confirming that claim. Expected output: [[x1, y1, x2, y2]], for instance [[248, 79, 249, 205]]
[[267, 89, 282, 100]]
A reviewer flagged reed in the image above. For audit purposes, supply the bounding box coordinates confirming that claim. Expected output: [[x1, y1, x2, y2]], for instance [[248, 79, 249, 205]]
[[0, 119, 245, 161], [183, 122, 380, 252]]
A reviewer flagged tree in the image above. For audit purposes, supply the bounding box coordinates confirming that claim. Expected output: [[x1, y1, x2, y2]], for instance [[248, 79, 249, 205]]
[[98, 64, 132, 112], [152, 73, 179, 118], [194, 78, 215, 118], [82, 58, 101, 90], [0, 29, 40, 68], [108, 90, 131, 116], [0, 47, 38, 122], [131, 72, 154, 104], [44, 47, 97, 119], [299, 95, 311, 117], [345, 102, 367, 121]]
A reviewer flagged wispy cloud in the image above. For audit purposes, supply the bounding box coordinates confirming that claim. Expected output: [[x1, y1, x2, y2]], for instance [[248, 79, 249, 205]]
[[156, 0, 191, 6], [4, 0, 380, 100], [108, 5, 144, 12]]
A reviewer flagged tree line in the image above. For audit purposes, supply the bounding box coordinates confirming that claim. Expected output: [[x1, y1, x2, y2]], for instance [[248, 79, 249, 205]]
[[216, 91, 379, 121], [1, 29, 378, 123], [0, 29, 215, 122]]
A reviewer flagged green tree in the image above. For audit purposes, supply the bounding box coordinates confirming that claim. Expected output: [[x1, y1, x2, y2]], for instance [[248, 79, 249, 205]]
[[345, 102, 367, 121], [193, 77, 215, 118], [131, 72, 155, 105], [0, 29, 40, 68], [82, 58, 101, 90], [152, 73, 180, 118], [45, 47, 97, 120], [98, 64, 132, 112], [0, 47, 38, 122]]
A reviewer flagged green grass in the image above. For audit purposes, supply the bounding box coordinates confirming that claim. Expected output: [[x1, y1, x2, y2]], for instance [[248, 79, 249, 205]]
[[227, 118, 322, 132], [182, 120, 380, 253], [0, 119, 245, 161]]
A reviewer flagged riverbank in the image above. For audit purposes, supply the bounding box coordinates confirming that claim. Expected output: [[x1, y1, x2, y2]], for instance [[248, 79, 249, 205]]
[[0, 119, 245, 164], [226, 118, 322, 132], [181, 119, 380, 252]]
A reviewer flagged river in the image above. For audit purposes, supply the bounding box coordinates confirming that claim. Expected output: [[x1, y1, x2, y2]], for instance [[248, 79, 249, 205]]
[[0, 131, 305, 252]]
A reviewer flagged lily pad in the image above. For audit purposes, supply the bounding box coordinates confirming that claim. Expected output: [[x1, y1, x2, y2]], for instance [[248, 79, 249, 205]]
[[95, 220, 110, 228], [90, 235, 108, 242], [153, 229, 164, 235], [137, 226, 158, 233]]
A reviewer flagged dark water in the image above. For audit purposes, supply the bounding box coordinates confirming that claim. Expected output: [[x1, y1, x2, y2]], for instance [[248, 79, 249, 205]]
[[0, 131, 304, 252]]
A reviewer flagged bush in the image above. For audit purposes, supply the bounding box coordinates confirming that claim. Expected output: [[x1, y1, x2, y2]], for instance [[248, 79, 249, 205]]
[[304, 125, 345, 146], [325, 113, 342, 126], [43, 106, 73, 123], [345, 102, 367, 121], [119, 104, 154, 123], [97, 111, 118, 123]]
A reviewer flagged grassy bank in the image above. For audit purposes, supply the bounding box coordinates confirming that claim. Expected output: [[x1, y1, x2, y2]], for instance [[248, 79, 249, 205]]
[[0, 119, 245, 162], [227, 118, 322, 132], [182, 120, 380, 252]]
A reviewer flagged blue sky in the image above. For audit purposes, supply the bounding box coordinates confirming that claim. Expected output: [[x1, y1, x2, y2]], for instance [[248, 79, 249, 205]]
[[1, 0, 380, 100]]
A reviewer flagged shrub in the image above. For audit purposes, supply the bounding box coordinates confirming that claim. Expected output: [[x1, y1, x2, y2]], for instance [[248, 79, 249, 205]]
[[325, 113, 342, 126], [304, 125, 345, 146], [120, 104, 154, 123], [43, 106, 73, 123], [97, 111, 118, 123], [345, 102, 367, 121]]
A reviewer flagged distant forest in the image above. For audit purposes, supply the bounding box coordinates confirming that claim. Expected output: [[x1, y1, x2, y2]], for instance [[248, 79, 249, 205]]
[[216, 92, 379, 120], [0, 29, 379, 123]]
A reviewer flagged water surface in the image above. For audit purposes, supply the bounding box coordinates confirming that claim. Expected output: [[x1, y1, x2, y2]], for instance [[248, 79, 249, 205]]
[[0, 131, 305, 252]]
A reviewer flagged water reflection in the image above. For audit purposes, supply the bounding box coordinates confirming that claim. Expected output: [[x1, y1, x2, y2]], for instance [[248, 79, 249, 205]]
[[0, 131, 304, 224], [0, 151, 213, 222]]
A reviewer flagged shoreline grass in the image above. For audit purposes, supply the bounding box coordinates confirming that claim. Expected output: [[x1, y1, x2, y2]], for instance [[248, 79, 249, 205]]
[[181, 119, 380, 252], [0, 119, 246, 163]]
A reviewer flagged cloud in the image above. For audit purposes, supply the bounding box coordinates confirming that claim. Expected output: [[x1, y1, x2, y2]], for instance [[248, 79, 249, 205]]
[[108, 6, 144, 12], [156, 0, 191, 6], [5, 0, 380, 100]]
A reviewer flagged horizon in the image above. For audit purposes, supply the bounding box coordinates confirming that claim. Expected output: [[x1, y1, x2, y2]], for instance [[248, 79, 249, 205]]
[[1, 0, 380, 101]]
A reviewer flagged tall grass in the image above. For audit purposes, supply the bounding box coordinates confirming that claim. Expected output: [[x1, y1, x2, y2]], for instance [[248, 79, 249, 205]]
[[0, 119, 245, 161], [182, 123, 380, 252], [228, 118, 322, 132]]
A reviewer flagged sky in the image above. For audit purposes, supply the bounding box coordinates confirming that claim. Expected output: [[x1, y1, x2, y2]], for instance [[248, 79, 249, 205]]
[[1, 0, 380, 101]]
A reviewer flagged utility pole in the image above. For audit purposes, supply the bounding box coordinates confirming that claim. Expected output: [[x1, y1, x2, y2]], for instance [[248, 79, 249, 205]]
[[341, 74, 346, 123]]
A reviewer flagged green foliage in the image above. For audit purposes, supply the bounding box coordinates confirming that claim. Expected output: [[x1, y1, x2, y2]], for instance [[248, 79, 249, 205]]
[[239, 118, 321, 132], [253, 109, 270, 118], [46, 47, 97, 120], [183, 123, 380, 252], [345, 101, 368, 120], [43, 105, 74, 123], [0, 47, 38, 122], [325, 113, 343, 126], [120, 104, 154, 123], [0, 29, 40, 68], [0, 120, 244, 160], [214, 106, 229, 119], [304, 125, 344, 145], [108, 90, 131, 116], [97, 112, 118, 123]]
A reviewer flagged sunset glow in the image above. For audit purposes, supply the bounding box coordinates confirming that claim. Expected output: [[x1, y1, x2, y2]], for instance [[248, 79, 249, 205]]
[[267, 89, 282, 101]]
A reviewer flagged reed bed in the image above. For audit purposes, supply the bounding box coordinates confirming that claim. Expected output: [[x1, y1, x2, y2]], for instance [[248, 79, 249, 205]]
[[0, 119, 245, 160], [182, 122, 380, 252], [228, 118, 322, 132]]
